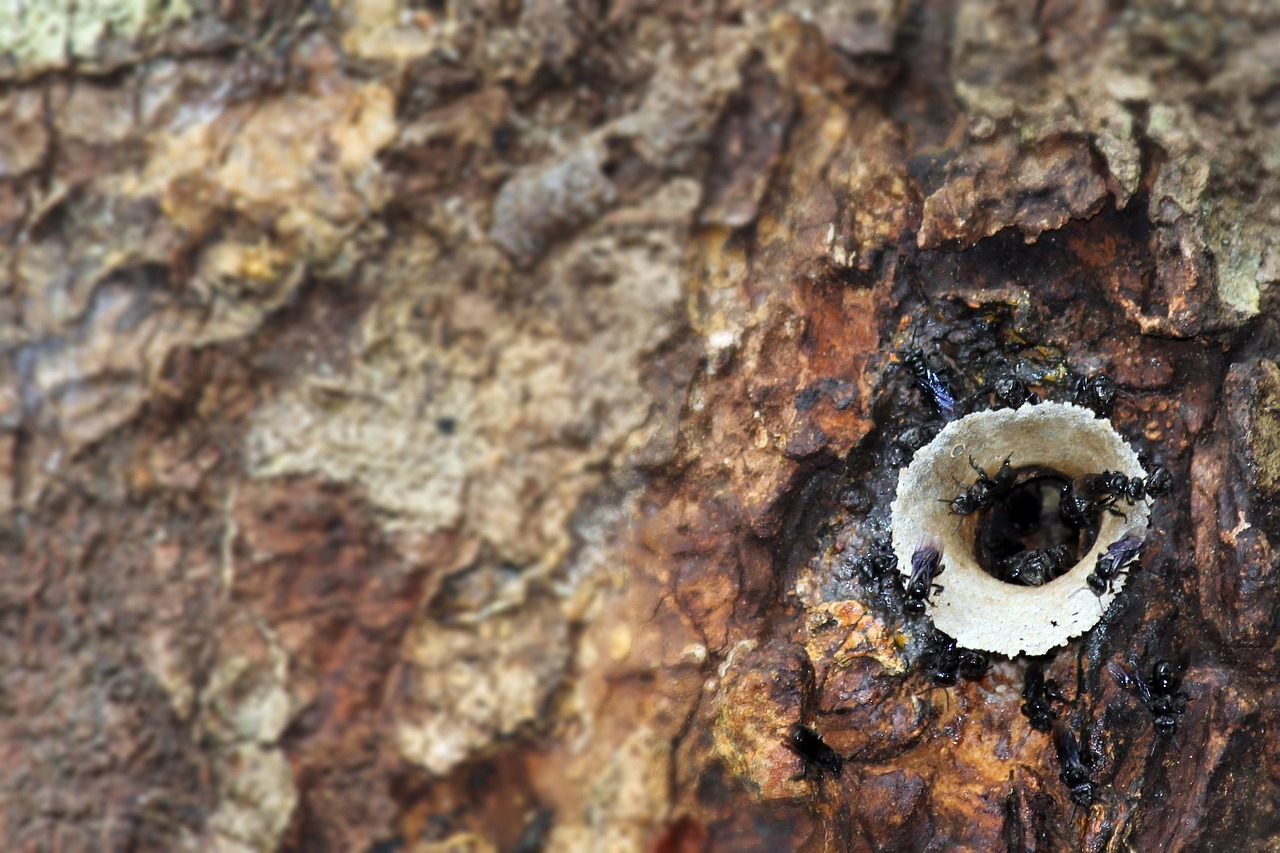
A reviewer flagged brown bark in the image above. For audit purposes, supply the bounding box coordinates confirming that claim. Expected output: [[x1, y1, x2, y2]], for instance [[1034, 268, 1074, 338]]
[[2, 1, 1280, 851]]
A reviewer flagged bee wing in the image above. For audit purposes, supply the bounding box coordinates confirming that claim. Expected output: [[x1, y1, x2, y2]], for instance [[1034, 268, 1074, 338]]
[[1053, 723, 1082, 765], [1108, 661, 1152, 707], [906, 561, 927, 590], [785, 723, 825, 758], [1116, 536, 1144, 564], [1022, 666, 1044, 700], [1071, 474, 1108, 501], [910, 542, 942, 580], [934, 381, 957, 420]]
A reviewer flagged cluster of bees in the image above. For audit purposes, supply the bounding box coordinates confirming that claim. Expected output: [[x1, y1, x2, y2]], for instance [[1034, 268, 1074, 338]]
[[943, 457, 1170, 595], [786, 334, 1189, 811]]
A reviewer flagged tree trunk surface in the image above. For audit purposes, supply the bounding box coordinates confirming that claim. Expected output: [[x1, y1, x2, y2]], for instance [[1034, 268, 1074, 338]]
[[2, 1, 1279, 851]]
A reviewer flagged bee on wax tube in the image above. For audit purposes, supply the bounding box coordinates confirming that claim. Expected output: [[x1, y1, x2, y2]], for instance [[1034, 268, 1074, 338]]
[[1087, 535, 1142, 596]]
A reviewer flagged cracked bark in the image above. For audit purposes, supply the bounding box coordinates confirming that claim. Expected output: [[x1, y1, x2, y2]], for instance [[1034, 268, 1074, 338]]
[[2, 1, 1280, 852]]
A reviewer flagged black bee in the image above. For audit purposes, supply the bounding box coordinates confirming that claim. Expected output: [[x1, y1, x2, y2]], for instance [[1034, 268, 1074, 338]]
[[903, 541, 944, 615], [947, 455, 1016, 515], [920, 630, 989, 685], [1108, 659, 1189, 737], [1057, 488, 1093, 530], [784, 723, 846, 782], [1053, 723, 1095, 807], [889, 422, 942, 467], [1087, 535, 1142, 596], [857, 550, 898, 580], [1096, 468, 1175, 506], [903, 349, 958, 421], [1073, 372, 1117, 417], [1143, 464, 1172, 498], [1095, 470, 1149, 505], [921, 631, 960, 686], [854, 536, 898, 581], [1021, 662, 1067, 732], [998, 545, 1072, 586], [1069, 472, 1127, 509], [1059, 473, 1129, 529], [958, 647, 991, 680], [988, 371, 1040, 410], [897, 423, 941, 453], [1150, 658, 1179, 695]]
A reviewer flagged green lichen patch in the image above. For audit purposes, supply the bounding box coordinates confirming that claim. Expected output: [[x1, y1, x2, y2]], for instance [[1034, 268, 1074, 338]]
[[0, 0, 194, 78]]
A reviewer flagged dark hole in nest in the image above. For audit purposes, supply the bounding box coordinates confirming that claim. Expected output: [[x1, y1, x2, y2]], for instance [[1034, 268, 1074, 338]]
[[973, 470, 1100, 583]]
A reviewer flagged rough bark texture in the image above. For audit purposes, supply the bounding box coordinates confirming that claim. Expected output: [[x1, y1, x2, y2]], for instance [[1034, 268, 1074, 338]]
[[2, 1, 1280, 851]]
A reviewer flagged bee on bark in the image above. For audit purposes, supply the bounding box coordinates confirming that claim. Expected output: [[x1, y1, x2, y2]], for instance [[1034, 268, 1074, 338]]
[[1088, 466, 1173, 507], [1095, 470, 1148, 505], [1108, 658, 1189, 737], [902, 348, 959, 421], [857, 551, 899, 580], [903, 540, 944, 615], [1073, 372, 1118, 417], [1053, 723, 1095, 807], [1021, 661, 1068, 732], [784, 723, 846, 782], [854, 536, 898, 582], [987, 371, 1040, 410], [920, 629, 989, 685], [892, 422, 942, 463], [958, 647, 991, 680], [1143, 464, 1172, 498], [920, 631, 960, 686], [851, 538, 907, 603]]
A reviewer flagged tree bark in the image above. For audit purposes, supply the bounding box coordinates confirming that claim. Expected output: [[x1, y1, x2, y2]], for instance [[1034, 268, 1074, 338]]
[[2, 1, 1279, 851]]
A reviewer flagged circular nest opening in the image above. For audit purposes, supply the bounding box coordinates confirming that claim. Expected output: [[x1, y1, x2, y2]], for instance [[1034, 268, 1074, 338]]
[[972, 469, 1101, 583], [890, 402, 1149, 657]]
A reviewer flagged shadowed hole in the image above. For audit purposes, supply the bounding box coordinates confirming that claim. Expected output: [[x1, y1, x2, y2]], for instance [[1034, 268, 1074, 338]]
[[973, 470, 1100, 584]]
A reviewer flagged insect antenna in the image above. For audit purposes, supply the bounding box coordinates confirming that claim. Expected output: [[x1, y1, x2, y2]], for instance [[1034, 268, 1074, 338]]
[[913, 681, 954, 718]]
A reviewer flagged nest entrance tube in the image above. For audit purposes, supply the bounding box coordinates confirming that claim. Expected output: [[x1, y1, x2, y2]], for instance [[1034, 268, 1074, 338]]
[[890, 403, 1149, 657]]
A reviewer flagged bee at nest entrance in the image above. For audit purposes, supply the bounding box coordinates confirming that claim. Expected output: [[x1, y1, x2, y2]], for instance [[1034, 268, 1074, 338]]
[[972, 469, 1102, 587]]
